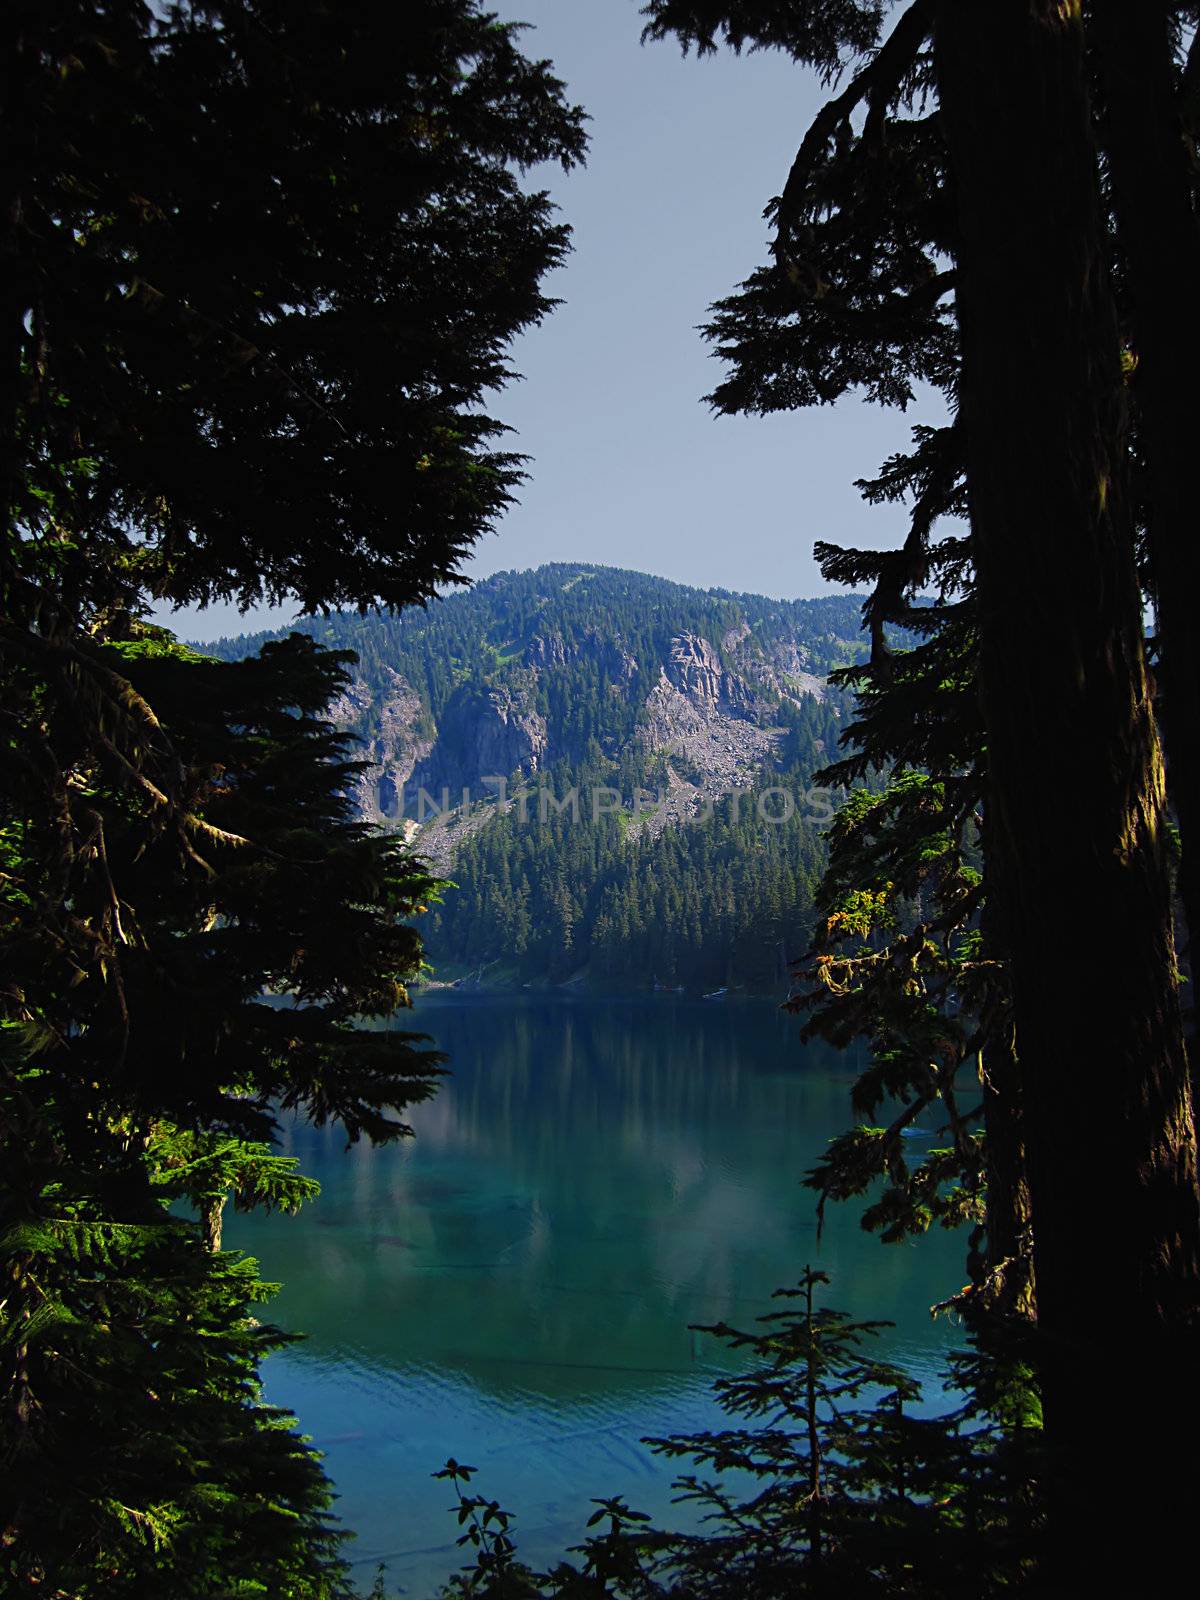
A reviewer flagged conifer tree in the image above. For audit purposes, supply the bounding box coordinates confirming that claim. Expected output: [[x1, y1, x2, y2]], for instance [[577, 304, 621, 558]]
[[2, 1045, 349, 1598], [642, 0, 1200, 1579], [1090, 2, 1200, 980], [431, 1269, 1041, 1599], [1, 2, 586, 1589]]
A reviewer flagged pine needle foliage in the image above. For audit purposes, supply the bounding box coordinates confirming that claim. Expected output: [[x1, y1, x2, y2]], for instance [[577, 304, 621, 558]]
[[644, 0, 1200, 1583], [428, 1269, 1041, 1600], [2, 2, 587, 1589], [1, 1028, 350, 1598]]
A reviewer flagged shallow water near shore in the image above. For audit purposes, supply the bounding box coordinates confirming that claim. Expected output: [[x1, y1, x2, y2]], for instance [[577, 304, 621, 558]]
[[227, 996, 966, 1595]]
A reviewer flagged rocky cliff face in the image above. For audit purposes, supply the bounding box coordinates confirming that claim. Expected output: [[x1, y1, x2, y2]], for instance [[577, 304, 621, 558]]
[[250, 565, 868, 853], [331, 625, 835, 836], [525, 627, 638, 688], [410, 681, 550, 801], [328, 667, 433, 827], [198, 566, 868, 905], [634, 632, 790, 831], [397, 637, 796, 867], [666, 631, 759, 712], [333, 676, 553, 824]]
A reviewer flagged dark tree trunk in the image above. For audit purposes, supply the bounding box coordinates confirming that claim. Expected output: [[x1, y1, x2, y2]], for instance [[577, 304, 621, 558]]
[[0, 18, 29, 590], [935, 0, 1200, 1581], [980, 840, 1035, 1320], [980, 1028, 1034, 1318], [1092, 0, 1200, 1038]]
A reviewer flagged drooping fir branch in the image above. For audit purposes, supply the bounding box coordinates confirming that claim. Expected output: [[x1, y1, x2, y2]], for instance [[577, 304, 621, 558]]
[[640, 2, 886, 74], [149, 1126, 321, 1254], [3, 629, 447, 1143]]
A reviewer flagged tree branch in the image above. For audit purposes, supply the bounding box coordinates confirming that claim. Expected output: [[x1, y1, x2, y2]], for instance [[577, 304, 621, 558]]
[[775, 0, 938, 240]]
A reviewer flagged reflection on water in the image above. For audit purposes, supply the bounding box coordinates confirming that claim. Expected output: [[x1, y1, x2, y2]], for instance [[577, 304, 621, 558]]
[[228, 998, 966, 1595]]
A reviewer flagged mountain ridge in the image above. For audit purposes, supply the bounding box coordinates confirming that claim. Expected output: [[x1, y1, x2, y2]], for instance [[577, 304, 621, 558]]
[[203, 564, 869, 993], [203, 562, 866, 824]]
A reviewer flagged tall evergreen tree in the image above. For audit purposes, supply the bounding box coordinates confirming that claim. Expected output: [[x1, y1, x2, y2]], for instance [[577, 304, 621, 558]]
[[1087, 3, 1200, 987], [643, 0, 1200, 1579], [936, 6, 1198, 1573], [1, 2, 586, 1589]]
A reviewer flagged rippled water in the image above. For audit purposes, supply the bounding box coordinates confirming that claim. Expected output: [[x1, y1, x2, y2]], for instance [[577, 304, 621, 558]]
[[227, 997, 967, 1595]]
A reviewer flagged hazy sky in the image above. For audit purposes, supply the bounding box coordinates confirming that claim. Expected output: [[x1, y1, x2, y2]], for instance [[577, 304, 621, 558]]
[[169, 0, 938, 641]]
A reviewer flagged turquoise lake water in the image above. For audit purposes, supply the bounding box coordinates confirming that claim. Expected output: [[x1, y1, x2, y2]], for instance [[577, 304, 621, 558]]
[[227, 997, 968, 1595]]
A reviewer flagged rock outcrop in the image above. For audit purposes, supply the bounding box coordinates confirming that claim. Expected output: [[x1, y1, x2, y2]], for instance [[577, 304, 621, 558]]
[[666, 632, 758, 714], [307, 572, 851, 851], [328, 668, 433, 826], [409, 681, 549, 802]]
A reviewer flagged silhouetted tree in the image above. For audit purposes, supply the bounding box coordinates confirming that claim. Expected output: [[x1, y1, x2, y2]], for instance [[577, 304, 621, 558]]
[[643, 0, 1200, 1581], [431, 1269, 1042, 1600], [1, 2, 585, 1590]]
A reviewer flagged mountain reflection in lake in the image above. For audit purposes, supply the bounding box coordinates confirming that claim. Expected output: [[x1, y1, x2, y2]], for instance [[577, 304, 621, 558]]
[[227, 997, 966, 1594]]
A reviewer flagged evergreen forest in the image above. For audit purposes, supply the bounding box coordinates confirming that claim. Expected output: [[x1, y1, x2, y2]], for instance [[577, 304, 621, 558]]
[[210, 567, 867, 992], [3, 3, 1200, 1597]]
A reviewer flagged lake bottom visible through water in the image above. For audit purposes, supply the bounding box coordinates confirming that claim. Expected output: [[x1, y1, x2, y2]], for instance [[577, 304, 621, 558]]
[[227, 997, 967, 1595]]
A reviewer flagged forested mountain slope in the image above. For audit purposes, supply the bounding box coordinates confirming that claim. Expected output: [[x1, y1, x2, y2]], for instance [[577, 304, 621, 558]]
[[207, 565, 868, 990]]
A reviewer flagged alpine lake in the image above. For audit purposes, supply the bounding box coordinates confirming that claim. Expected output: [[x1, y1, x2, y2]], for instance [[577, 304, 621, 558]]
[[226, 996, 967, 1596]]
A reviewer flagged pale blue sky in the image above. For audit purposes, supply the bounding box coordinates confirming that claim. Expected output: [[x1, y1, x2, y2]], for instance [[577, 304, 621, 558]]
[[167, 0, 935, 641]]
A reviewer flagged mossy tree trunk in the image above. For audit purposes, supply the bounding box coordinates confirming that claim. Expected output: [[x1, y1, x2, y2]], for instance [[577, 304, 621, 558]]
[[1092, 0, 1200, 1033], [936, 0, 1200, 1579], [979, 832, 1035, 1320]]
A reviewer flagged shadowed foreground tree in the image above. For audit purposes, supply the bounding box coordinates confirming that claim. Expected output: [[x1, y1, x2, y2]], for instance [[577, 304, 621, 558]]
[[936, 6, 1199, 1577], [425, 1270, 1041, 1600], [1090, 2, 1200, 979], [1, 2, 585, 1591], [642, 0, 1200, 1583], [1, 0, 585, 616], [0, 634, 453, 1595]]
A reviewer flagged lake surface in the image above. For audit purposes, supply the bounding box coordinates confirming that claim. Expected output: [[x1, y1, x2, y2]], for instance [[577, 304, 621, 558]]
[[227, 997, 967, 1596]]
